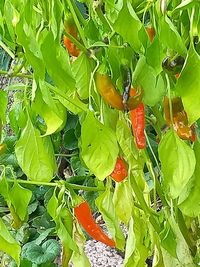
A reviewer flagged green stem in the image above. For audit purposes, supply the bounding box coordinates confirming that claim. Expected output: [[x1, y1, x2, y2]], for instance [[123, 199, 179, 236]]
[[63, 30, 88, 53], [66, 0, 88, 47], [0, 69, 33, 79], [0, 40, 15, 59], [143, 150, 168, 208], [7, 179, 102, 192], [55, 153, 78, 157]]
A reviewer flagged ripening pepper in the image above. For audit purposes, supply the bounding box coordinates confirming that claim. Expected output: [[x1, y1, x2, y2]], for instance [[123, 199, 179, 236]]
[[130, 88, 146, 149], [63, 15, 80, 57], [110, 157, 128, 182], [164, 96, 194, 141]]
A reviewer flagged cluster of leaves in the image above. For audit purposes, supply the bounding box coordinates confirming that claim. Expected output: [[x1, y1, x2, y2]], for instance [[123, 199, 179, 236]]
[[0, 0, 200, 266]]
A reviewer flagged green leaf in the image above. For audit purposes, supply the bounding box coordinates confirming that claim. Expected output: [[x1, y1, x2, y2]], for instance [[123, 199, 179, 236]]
[[158, 129, 196, 199], [162, 215, 195, 266], [160, 223, 177, 257], [80, 112, 119, 180], [174, 0, 197, 11], [124, 211, 149, 267], [96, 182, 125, 250], [116, 118, 141, 170], [146, 36, 165, 75], [176, 45, 200, 123], [0, 218, 21, 265], [40, 30, 75, 92], [133, 56, 165, 106], [24, 239, 60, 265], [113, 180, 133, 225], [33, 89, 67, 135], [0, 168, 10, 201], [71, 223, 91, 267], [113, 1, 143, 52], [159, 16, 187, 55], [15, 116, 55, 182], [178, 141, 200, 217], [10, 180, 32, 221], [47, 190, 58, 221], [72, 53, 95, 99], [0, 90, 8, 123], [15, 16, 45, 80], [64, 129, 78, 150]]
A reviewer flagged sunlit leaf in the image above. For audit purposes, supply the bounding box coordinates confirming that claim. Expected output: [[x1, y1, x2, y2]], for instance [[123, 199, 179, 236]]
[[81, 112, 119, 180]]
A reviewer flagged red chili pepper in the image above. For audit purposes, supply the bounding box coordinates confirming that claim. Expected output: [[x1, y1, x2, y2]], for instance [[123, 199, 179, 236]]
[[110, 158, 127, 182], [74, 201, 116, 247], [130, 88, 146, 149]]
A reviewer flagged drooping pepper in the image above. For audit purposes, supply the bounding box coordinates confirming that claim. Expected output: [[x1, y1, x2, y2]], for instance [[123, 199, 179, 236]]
[[95, 66, 124, 110], [130, 88, 146, 149], [164, 96, 194, 140], [74, 200, 115, 247], [63, 15, 80, 57], [110, 157, 128, 182]]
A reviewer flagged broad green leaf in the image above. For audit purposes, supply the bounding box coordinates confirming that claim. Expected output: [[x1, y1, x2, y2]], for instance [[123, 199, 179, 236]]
[[113, 180, 133, 225], [0, 218, 21, 265], [24, 239, 60, 265], [49, 0, 63, 40], [178, 141, 200, 216], [71, 222, 91, 267], [39, 80, 87, 114], [72, 53, 95, 99], [113, 1, 143, 52], [146, 36, 165, 75], [133, 56, 165, 106], [96, 182, 125, 250], [81, 112, 119, 180], [124, 211, 149, 267], [33, 89, 67, 135], [176, 45, 200, 123], [159, 16, 187, 55], [10, 181, 32, 221], [15, 116, 55, 182], [163, 215, 195, 266], [40, 31, 75, 92], [3, 0, 16, 42], [47, 194, 78, 254], [0, 90, 8, 122], [15, 16, 45, 80], [160, 223, 177, 257], [158, 129, 196, 198]]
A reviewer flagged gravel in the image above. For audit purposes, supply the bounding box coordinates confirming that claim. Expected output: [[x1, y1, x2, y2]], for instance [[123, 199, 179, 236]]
[[84, 240, 123, 267]]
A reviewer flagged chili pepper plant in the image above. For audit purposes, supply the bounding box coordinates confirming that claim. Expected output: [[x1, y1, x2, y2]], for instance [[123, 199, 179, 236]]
[[0, 0, 200, 266]]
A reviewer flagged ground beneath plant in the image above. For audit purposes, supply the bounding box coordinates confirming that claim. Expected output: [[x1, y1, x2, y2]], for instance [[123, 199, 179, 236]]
[[84, 240, 124, 267]]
